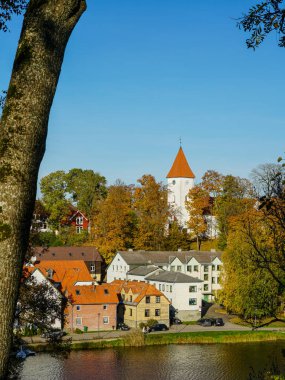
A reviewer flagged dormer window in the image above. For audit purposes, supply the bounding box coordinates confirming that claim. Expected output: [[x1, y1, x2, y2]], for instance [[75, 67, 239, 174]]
[[47, 269, 53, 279], [76, 290, 80, 295], [104, 289, 109, 295]]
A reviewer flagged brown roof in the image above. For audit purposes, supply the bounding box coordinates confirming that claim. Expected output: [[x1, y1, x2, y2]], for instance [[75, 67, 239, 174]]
[[34, 246, 103, 262], [166, 147, 195, 178]]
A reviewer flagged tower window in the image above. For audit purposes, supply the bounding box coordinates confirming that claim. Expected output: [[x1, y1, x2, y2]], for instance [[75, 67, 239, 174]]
[[172, 180, 176, 185]]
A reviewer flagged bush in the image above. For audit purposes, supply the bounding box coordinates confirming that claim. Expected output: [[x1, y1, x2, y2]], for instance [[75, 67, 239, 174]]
[[139, 322, 146, 330], [123, 329, 145, 347], [74, 328, 83, 334], [146, 319, 158, 328]]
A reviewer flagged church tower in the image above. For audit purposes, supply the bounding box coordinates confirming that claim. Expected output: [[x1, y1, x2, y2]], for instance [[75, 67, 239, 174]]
[[167, 147, 195, 227]]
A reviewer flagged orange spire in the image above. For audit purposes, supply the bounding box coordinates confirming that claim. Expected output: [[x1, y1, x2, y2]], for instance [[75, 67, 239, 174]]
[[166, 147, 195, 178]]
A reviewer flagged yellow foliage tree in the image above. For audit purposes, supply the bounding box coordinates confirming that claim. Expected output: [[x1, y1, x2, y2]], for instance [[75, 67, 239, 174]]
[[93, 181, 136, 263], [133, 174, 169, 250]]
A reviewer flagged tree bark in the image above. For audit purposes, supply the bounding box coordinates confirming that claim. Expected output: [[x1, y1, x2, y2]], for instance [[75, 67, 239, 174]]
[[0, 0, 86, 377]]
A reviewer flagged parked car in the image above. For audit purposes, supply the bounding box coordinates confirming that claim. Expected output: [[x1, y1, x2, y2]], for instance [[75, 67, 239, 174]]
[[197, 318, 215, 326], [148, 323, 169, 332], [117, 322, 130, 331], [171, 317, 182, 325], [214, 318, 224, 326]]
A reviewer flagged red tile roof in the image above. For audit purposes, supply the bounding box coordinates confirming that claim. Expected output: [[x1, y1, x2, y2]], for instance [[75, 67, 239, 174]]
[[166, 147, 195, 178], [110, 280, 170, 304]]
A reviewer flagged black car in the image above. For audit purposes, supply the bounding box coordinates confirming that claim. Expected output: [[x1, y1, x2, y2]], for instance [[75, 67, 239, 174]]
[[197, 318, 215, 326], [149, 323, 169, 332], [214, 318, 224, 326], [171, 317, 182, 325], [117, 322, 130, 331]]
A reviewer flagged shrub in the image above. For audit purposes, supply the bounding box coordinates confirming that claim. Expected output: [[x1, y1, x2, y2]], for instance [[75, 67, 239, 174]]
[[123, 329, 145, 347], [74, 328, 83, 334], [146, 319, 158, 328]]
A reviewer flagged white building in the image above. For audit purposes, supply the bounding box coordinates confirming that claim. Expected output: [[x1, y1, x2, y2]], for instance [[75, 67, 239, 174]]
[[107, 250, 223, 320], [167, 147, 195, 228]]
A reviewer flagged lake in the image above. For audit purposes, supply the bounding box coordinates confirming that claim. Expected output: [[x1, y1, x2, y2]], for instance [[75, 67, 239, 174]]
[[16, 342, 285, 380]]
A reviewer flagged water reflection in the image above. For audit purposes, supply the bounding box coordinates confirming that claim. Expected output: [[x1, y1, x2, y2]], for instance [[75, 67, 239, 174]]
[[18, 342, 285, 380]]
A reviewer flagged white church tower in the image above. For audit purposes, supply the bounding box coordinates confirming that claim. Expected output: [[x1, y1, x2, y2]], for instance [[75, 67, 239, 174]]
[[167, 147, 195, 228]]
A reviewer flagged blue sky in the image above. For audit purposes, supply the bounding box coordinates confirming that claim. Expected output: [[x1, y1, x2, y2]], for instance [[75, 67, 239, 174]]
[[1, 1, 285, 187]]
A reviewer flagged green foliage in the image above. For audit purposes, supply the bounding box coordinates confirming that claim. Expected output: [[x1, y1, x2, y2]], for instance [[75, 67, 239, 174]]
[[146, 319, 158, 328], [164, 221, 192, 251], [238, 1, 285, 49], [74, 328, 83, 334], [66, 168, 107, 218]]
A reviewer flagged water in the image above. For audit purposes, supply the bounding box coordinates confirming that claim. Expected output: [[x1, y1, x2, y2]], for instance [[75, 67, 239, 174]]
[[17, 342, 285, 380]]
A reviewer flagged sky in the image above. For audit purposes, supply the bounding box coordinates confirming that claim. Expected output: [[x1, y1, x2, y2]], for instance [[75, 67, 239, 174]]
[[1, 0, 285, 188]]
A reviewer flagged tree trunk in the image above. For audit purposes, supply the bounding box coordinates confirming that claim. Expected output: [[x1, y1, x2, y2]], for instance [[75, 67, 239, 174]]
[[0, 1, 86, 377]]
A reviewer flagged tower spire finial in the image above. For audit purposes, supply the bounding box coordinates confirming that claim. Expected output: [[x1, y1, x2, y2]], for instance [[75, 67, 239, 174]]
[[179, 137, 182, 147]]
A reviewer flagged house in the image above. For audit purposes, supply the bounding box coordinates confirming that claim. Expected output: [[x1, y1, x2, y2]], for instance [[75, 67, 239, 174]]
[[66, 284, 118, 331], [33, 246, 105, 282], [68, 209, 90, 234], [111, 280, 170, 328], [34, 260, 118, 331], [107, 250, 222, 320]]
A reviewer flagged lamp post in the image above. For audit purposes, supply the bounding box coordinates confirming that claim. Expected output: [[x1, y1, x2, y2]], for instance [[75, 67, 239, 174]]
[[98, 312, 101, 338]]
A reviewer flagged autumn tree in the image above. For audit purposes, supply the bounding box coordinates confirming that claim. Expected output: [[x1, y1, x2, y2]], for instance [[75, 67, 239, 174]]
[[133, 175, 169, 250], [215, 175, 253, 250], [185, 185, 210, 250], [0, 1, 86, 376], [93, 181, 136, 263]]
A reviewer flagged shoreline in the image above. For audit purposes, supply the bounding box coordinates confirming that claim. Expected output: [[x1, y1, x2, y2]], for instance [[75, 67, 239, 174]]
[[25, 330, 285, 353]]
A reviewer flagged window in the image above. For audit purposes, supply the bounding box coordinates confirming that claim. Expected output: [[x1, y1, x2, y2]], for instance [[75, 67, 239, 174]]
[[116, 266, 118, 270], [76, 289, 80, 295], [189, 298, 197, 305], [189, 286, 197, 293], [145, 309, 150, 317], [76, 305, 81, 311], [104, 289, 109, 294], [129, 295, 133, 302], [204, 265, 209, 272], [212, 277, 216, 284], [217, 276, 221, 284], [155, 309, 160, 317], [90, 264, 95, 272], [103, 316, 109, 324], [145, 296, 150, 303], [75, 317, 82, 325], [170, 266, 175, 271], [112, 265, 114, 270], [177, 266, 182, 272], [217, 265, 221, 271], [187, 265, 192, 272], [172, 180, 176, 185], [212, 265, 215, 271], [76, 226, 83, 234], [156, 296, 161, 303], [129, 308, 132, 316], [194, 265, 198, 272], [204, 284, 209, 291], [159, 284, 161, 290], [162, 284, 165, 291], [76, 216, 83, 225], [170, 285, 172, 293], [204, 274, 209, 281], [103, 305, 108, 310], [47, 269, 53, 279]]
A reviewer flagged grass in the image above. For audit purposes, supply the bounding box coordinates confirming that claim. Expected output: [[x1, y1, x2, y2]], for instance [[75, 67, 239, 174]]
[[182, 321, 198, 325], [230, 316, 285, 328], [26, 330, 285, 352]]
